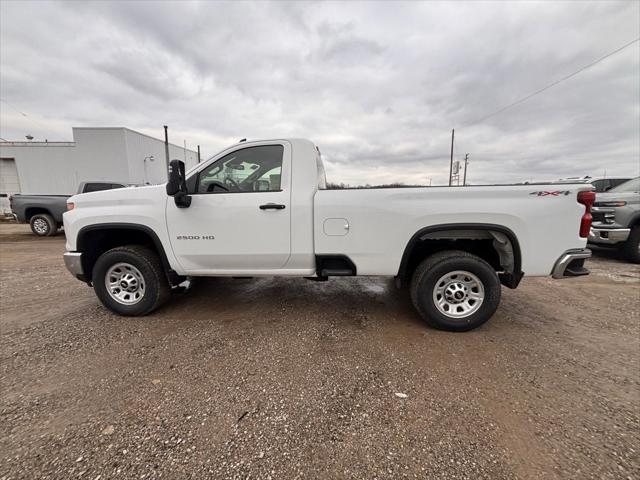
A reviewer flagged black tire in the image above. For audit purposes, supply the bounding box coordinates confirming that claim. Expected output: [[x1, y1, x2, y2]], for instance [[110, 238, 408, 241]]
[[622, 227, 640, 264], [92, 245, 170, 316], [410, 250, 501, 332], [29, 213, 57, 237]]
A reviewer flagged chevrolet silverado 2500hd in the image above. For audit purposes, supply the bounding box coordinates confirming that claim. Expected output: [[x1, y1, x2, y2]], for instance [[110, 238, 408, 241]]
[[63, 139, 594, 331]]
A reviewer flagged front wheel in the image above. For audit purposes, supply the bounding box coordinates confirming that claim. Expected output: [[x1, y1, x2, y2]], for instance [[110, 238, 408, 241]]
[[410, 250, 501, 332], [622, 227, 640, 264], [92, 245, 170, 316]]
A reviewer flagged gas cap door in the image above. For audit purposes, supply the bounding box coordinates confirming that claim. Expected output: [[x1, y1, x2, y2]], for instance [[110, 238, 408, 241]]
[[323, 218, 350, 236]]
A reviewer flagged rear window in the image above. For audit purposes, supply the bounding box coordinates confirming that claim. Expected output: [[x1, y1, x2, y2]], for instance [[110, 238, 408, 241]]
[[83, 183, 125, 193]]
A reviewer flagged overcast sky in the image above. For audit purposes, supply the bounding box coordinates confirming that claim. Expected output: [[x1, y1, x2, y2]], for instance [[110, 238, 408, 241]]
[[1, 0, 638, 185]]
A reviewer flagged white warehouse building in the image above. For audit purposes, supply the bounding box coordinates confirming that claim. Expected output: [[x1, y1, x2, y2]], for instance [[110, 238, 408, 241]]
[[0, 127, 199, 212]]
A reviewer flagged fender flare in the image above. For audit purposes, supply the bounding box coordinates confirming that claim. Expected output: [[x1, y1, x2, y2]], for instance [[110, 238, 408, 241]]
[[24, 205, 55, 221], [397, 223, 523, 288], [76, 223, 182, 285]]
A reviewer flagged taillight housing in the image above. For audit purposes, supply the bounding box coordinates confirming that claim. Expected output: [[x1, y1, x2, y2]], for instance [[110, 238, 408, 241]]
[[66, 202, 75, 211], [577, 191, 595, 238]]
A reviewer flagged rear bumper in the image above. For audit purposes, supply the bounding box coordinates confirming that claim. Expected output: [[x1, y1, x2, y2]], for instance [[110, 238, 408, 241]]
[[551, 248, 591, 279], [588, 227, 630, 245], [63, 252, 87, 282]]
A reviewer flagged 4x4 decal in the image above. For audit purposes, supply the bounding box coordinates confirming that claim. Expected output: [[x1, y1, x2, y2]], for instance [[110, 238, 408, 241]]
[[529, 190, 571, 196]]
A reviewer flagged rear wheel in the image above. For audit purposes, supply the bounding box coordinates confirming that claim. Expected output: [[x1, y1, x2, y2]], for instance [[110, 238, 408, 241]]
[[29, 213, 57, 237], [622, 227, 640, 264], [92, 245, 170, 316], [410, 250, 501, 331]]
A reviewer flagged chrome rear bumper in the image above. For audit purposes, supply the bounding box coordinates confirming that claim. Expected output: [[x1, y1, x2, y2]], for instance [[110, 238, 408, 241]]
[[551, 249, 591, 279]]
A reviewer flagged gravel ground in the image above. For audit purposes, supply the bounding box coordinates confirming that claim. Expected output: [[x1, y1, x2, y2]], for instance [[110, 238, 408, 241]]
[[0, 223, 638, 480]]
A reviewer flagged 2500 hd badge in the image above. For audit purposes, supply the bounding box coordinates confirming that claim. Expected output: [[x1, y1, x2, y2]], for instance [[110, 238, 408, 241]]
[[176, 235, 215, 240]]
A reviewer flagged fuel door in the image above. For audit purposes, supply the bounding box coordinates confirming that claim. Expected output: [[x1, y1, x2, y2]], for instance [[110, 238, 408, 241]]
[[323, 218, 350, 236]]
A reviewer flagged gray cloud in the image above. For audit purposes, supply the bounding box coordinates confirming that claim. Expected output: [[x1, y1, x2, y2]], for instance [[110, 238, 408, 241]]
[[1, 0, 638, 186]]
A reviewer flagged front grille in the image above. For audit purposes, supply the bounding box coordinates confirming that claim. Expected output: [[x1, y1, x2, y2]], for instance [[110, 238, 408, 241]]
[[592, 211, 606, 223]]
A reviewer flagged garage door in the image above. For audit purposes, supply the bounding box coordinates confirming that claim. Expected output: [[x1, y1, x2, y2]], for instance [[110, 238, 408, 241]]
[[0, 158, 20, 215]]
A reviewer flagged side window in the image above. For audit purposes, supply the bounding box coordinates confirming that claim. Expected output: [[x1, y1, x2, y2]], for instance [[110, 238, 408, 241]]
[[197, 145, 284, 194]]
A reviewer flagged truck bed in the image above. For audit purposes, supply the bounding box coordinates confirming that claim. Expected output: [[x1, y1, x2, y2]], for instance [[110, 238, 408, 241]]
[[10, 194, 71, 223], [314, 184, 590, 277]]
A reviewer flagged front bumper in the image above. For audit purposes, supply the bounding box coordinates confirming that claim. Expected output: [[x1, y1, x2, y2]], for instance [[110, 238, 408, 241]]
[[588, 227, 630, 245], [63, 252, 86, 282], [551, 248, 591, 279]]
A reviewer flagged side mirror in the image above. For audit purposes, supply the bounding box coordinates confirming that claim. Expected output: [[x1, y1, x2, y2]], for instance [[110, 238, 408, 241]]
[[166, 159, 192, 208]]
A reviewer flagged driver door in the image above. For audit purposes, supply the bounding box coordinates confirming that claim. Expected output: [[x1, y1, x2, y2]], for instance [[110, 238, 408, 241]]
[[166, 142, 291, 273]]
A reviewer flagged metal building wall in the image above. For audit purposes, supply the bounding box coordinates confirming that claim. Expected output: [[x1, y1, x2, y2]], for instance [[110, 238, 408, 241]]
[[72, 128, 130, 186], [122, 128, 198, 185], [0, 142, 77, 194], [0, 127, 199, 195]]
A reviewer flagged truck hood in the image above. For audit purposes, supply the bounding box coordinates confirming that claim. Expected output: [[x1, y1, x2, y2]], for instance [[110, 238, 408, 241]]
[[69, 184, 167, 207]]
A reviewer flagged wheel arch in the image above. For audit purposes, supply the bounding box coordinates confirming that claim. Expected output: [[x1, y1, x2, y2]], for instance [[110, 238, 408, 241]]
[[25, 206, 54, 221], [76, 223, 182, 286], [397, 223, 523, 288]]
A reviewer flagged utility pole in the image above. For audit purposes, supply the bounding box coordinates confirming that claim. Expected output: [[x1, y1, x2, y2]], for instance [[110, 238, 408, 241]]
[[463, 153, 469, 186], [163, 125, 170, 178], [448, 129, 454, 186], [197, 145, 201, 163]]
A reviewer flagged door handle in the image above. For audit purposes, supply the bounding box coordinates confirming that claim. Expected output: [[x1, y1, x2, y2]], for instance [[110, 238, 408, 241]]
[[259, 203, 286, 210]]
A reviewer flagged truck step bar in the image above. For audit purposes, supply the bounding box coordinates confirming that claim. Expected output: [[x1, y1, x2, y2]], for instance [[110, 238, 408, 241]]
[[315, 255, 357, 277]]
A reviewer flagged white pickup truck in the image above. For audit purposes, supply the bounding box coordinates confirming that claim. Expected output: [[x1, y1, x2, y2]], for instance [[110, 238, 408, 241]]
[[63, 138, 594, 331]]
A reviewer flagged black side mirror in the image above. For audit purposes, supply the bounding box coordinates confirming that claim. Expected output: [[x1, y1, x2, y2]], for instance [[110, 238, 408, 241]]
[[166, 159, 192, 208]]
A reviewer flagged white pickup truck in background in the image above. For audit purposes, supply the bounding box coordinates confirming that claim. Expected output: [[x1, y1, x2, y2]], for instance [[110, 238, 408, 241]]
[[63, 139, 594, 331]]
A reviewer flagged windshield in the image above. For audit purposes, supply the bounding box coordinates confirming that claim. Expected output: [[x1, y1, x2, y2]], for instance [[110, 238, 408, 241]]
[[609, 177, 639, 193]]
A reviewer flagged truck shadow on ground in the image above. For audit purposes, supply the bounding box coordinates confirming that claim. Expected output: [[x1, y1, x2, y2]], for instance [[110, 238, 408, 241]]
[[162, 275, 425, 330], [588, 245, 631, 263], [154, 275, 534, 337]]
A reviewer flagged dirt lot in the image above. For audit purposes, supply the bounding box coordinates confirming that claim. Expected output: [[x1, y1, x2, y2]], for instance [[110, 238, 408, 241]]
[[0, 223, 638, 480]]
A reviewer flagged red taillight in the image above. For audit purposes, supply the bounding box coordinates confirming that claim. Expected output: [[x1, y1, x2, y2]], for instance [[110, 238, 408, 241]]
[[577, 190, 595, 238]]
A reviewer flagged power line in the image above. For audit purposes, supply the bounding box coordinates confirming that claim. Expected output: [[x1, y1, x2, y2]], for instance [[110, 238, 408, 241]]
[[465, 36, 640, 127], [0, 98, 57, 137]]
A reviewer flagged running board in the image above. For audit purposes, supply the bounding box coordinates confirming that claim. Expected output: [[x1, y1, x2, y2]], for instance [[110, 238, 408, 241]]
[[315, 255, 357, 277]]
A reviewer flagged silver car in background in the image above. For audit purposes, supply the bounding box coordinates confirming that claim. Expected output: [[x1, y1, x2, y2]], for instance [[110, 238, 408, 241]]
[[588, 177, 640, 263]]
